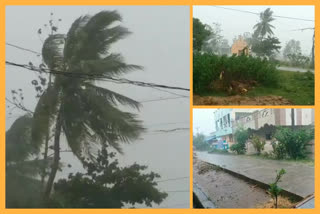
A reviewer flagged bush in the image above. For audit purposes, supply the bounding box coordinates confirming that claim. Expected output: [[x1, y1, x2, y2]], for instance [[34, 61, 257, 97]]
[[193, 53, 279, 93], [251, 135, 266, 155], [273, 127, 314, 160], [230, 128, 249, 154]]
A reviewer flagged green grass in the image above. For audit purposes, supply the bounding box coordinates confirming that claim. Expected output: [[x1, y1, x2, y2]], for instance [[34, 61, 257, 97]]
[[196, 70, 314, 105], [246, 154, 314, 166], [247, 70, 314, 105]]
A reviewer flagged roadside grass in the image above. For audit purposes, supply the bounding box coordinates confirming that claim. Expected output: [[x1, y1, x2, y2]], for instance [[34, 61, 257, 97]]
[[247, 70, 314, 105], [246, 154, 314, 166]]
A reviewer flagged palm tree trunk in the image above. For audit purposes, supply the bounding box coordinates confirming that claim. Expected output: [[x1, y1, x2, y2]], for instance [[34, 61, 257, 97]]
[[44, 111, 62, 200], [41, 131, 49, 186], [41, 75, 52, 186]]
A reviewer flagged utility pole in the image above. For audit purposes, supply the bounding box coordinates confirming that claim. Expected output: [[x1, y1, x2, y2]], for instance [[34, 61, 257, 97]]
[[291, 109, 295, 130], [311, 29, 315, 68]]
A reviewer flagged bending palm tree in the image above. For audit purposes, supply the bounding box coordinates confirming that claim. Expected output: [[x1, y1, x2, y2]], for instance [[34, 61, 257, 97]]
[[31, 11, 145, 199], [253, 8, 275, 38]]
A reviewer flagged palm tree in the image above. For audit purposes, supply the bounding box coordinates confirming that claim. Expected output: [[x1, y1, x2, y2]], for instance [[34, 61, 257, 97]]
[[31, 11, 145, 199], [253, 8, 275, 38]]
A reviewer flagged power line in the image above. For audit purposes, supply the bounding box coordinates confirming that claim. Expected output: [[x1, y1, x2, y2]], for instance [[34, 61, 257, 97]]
[[146, 121, 189, 127], [6, 42, 41, 55], [156, 176, 189, 183], [140, 96, 188, 103], [166, 190, 189, 193], [212, 6, 314, 22], [153, 127, 189, 133], [291, 27, 315, 31], [5, 61, 190, 92]]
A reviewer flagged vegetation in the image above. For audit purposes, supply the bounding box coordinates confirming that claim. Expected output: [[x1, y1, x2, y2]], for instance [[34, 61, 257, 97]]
[[193, 133, 210, 151], [273, 127, 314, 160], [6, 115, 49, 208], [251, 36, 281, 58], [32, 11, 146, 199], [48, 146, 167, 208], [282, 39, 312, 68], [269, 169, 286, 208], [230, 128, 249, 154], [250, 135, 266, 155], [193, 18, 211, 52], [253, 8, 275, 38], [6, 11, 167, 208], [193, 53, 278, 94], [246, 70, 314, 105]]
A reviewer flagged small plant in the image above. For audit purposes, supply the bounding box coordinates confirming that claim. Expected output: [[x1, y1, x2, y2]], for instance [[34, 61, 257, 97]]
[[230, 128, 249, 154], [251, 135, 266, 155], [269, 169, 286, 208]]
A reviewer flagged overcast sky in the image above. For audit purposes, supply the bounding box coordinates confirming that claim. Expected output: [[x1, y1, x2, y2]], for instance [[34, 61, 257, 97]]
[[193, 5, 315, 55], [6, 6, 190, 208], [193, 109, 216, 136]]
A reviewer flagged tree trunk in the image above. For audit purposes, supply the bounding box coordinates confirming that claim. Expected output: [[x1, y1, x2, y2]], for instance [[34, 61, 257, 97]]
[[44, 111, 62, 200], [275, 195, 278, 208], [41, 76, 52, 186], [41, 131, 49, 186]]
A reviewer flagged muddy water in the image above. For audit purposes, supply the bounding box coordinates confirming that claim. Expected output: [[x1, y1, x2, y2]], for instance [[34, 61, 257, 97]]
[[193, 158, 272, 208]]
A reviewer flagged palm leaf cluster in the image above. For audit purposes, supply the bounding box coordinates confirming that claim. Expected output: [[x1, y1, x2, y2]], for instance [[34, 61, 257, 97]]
[[253, 8, 275, 38], [32, 10, 145, 162]]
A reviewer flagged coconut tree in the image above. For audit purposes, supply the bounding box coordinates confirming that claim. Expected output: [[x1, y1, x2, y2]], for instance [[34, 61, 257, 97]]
[[253, 8, 275, 38], [31, 11, 145, 199]]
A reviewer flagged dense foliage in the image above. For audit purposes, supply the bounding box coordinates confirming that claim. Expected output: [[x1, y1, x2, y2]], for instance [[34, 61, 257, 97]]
[[230, 128, 249, 154], [251, 36, 281, 58], [193, 133, 210, 151], [193, 18, 211, 52], [273, 127, 314, 160], [193, 53, 278, 94], [250, 135, 266, 155], [49, 146, 167, 208]]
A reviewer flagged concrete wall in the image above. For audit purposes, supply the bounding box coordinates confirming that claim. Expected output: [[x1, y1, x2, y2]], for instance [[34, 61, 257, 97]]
[[231, 37, 249, 55]]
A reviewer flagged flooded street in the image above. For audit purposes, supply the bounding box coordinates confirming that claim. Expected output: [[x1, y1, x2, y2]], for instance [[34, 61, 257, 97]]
[[193, 158, 271, 208]]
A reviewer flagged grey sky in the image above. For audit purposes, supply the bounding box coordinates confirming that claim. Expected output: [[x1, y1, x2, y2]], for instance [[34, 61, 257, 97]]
[[193, 109, 216, 136], [6, 6, 190, 208], [193, 5, 314, 55]]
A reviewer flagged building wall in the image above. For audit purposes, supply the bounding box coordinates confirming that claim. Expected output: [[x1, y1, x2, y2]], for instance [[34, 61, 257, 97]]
[[233, 109, 314, 131], [214, 109, 256, 137], [231, 37, 249, 55]]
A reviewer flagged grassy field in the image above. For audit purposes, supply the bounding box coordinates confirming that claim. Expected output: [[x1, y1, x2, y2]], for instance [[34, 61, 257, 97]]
[[196, 70, 314, 105], [247, 70, 314, 105]]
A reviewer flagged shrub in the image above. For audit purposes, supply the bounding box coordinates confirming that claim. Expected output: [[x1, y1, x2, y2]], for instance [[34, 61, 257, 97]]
[[273, 127, 314, 160], [230, 128, 249, 154], [269, 169, 286, 208], [251, 135, 266, 155], [271, 140, 287, 160], [193, 53, 279, 94]]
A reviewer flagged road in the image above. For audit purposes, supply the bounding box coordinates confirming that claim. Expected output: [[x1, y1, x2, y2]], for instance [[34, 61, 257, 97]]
[[277, 66, 314, 73], [195, 151, 314, 198]]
